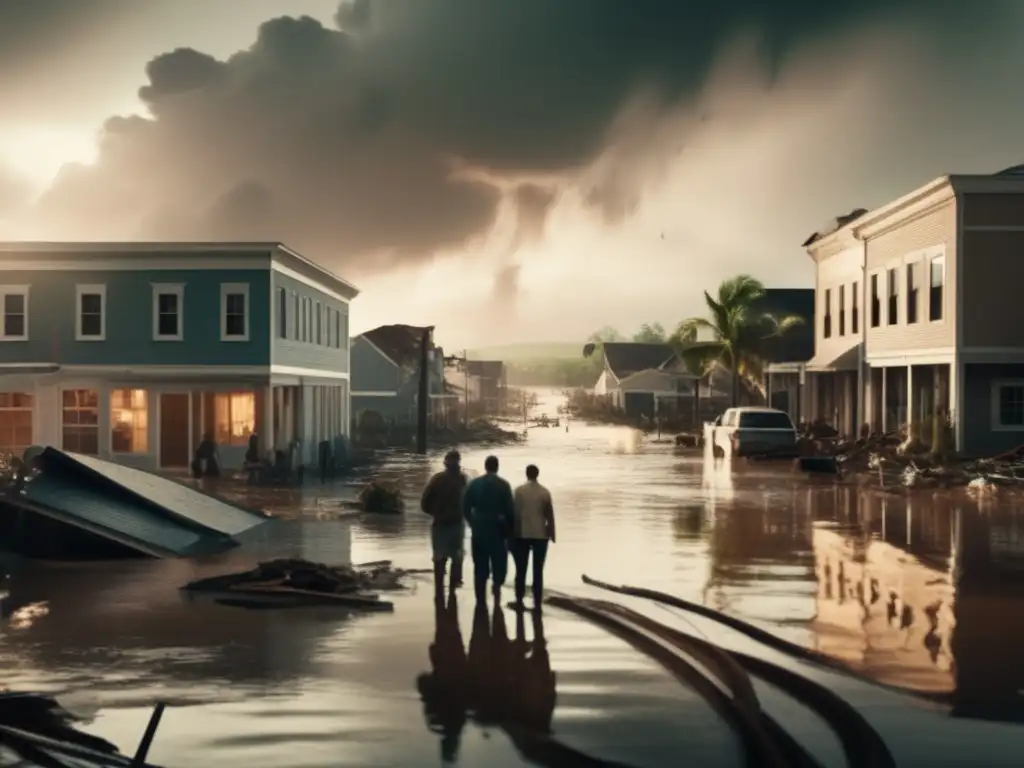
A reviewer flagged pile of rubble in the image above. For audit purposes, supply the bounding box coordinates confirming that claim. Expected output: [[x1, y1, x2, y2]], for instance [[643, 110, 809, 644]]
[[819, 427, 1024, 491], [355, 479, 406, 514], [181, 558, 423, 610]]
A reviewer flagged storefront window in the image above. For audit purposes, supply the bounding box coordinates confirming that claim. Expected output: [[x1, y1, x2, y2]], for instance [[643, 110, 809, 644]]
[[111, 388, 149, 453], [62, 388, 99, 455], [0, 392, 33, 462], [214, 392, 256, 447]]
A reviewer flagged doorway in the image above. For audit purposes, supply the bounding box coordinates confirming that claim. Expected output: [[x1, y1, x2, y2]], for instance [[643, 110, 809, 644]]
[[159, 393, 190, 468]]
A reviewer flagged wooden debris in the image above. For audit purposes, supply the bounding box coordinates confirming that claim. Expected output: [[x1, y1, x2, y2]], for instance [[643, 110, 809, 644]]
[[180, 558, 415, 611]]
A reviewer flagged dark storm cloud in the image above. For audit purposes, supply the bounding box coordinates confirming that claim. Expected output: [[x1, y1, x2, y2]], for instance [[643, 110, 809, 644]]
[[20, 0, 1012, 273]]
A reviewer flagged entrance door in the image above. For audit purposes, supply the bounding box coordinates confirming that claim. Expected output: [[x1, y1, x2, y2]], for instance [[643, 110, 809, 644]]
[[159, 393, 190, 468]]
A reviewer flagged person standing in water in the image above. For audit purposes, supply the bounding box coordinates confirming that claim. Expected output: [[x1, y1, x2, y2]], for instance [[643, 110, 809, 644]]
[[462, 455, 514, 603], [421, 450, 468, 594], [511, 464, 556, 611]]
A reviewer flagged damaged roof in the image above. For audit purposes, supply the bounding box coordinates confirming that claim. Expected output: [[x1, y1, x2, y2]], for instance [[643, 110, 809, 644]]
[[361, 324, 431, 368], [602, 342, 677, 379], [465, 360, 505, 378], [801, 208, 869, 247]]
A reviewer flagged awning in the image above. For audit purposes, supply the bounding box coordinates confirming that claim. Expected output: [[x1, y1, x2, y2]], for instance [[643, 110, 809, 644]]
[[805, 344, 861, 372]]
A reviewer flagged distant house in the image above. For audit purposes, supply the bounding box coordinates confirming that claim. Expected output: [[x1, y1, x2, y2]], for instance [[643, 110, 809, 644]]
[[350, 325, 455, 426], [464, 360, 507, 413], [592, 342, 699, 418], [759, 288, 815, 424]]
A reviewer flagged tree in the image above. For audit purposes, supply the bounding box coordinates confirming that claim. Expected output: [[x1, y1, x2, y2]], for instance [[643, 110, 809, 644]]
[[669, 275, 804, 407], [632, 322, 666, 343], [587, 326, 622, 344]]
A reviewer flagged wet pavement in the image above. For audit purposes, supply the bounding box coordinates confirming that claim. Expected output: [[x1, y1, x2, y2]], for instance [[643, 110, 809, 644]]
[[3, 389, 1024, 765]]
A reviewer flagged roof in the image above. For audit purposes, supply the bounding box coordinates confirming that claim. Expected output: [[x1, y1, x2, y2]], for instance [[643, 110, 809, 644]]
[[602, 342, 676, 379], [752, 289, 815, 364], [465, 359, 505, 378], [0, 240, 359, 300], [801, 209, 868, 248], [361, 324, 431, 368]]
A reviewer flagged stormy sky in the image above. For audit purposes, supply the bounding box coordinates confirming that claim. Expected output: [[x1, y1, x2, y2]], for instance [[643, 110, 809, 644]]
[[1, 1, 1023, 347]]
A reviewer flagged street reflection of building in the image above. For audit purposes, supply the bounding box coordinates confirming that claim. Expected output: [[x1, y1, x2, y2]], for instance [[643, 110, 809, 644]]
[[705, 488, 815, 627], [811, 488, 956, 694]]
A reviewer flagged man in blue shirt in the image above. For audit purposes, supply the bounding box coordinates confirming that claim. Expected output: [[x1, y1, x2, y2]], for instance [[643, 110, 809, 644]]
[[462, 455, 514, 603]]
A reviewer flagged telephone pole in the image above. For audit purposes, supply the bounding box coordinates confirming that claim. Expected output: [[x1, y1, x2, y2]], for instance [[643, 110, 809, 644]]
[[416, 326, 434, 455]]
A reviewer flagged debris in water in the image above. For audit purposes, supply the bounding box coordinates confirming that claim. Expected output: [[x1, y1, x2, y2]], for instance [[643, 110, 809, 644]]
[[180, 558, 417, 611], [356, 479, 406, 514]]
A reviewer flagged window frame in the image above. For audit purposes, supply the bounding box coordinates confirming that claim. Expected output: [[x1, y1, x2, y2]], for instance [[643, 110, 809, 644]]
[[906, 260, 919, 325], [61, 388, 100, 455], [992, 380, 1024, 431], [0, 391, 34, 460], [220, 282, 250, 342], [75, 283, 106, 342], [110, 387, 150, 454], [838, 284, 846, 337], [868, 271, 881, 329], [929, 254, 946, 323], [823, 288, 832, 339], [277, 286, 288, 339], [213, 391, 257, 447], [886, 266, 899, 326], [151, 283, 184, 342], [850, 280, 860, 335], [0, 286, 30, 342]]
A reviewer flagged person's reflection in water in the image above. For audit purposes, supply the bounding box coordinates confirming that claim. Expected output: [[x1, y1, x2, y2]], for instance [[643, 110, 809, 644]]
[[508, 607, 556, 733], [467, 599, 513, 726], [416, 593, 468, 763]]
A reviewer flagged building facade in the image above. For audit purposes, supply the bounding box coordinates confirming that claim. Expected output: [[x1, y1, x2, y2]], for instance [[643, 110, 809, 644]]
[[0, 242, 358, 471], [802, 168, 1024, 456]]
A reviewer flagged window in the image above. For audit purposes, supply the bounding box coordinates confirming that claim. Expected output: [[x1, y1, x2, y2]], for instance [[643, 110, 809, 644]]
[[906, 262, 918, 324], [0, 393, 33, 461], [278, 287, 288, 339], [334, 311, 341, 348], [213, 392, 256, 447], [738, 411, 794, 429], [316, 301, 322, 345], [292, 293, 300, 340], [326, 307, 334, 347], [75, 284, 105, 341], [995, 382, 1024, 430], [823, 288, 832, 338], [838, 285, 846, 336], [62, 388, 99, 455], [305, 299, 313, 342], [300, 298, 308, 342], [110, 388, 148, 453], [151, 283, 183, 341], [0, 287, 28, 341], [870, 273, 880, 328], [929, 256, 945, 321], [220, 283, 249, 341], [340, 311, 348, 348], [886, 268, 898, 325], [851, 281, 859, 334]]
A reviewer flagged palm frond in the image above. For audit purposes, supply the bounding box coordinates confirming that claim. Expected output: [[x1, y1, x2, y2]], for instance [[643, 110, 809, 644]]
[[677, 341, 726, 376]]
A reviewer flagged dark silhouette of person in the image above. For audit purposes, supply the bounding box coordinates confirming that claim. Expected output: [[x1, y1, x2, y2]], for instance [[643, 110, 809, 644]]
[[467, 599, 513, 726], [416, 593, 468, 763]]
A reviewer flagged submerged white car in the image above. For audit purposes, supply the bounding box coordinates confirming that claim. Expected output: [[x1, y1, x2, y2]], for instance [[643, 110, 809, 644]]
[[709, 407, 799, 459]]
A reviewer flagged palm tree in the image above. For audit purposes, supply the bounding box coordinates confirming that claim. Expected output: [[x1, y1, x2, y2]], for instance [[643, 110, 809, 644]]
[[670, 275, 804, 406]]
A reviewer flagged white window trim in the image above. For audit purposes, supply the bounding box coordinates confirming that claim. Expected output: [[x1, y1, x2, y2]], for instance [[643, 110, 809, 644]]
[[75, 284, 106, 342], [0, 285, 30, 342], [991, 379, 1024, 431], [151, 283, 184, 341], [867, 269, 883, 329], [220, 282, 250, 342], [928, 253, 946, 324], [883, 262, 900, 326]]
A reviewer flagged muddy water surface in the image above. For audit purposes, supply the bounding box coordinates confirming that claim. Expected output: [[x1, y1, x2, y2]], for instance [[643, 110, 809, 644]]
[[2, 389, 1024, 766]]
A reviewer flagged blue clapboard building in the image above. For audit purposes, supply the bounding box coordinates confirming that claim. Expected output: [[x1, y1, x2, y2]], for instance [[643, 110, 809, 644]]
[[0, 242, 358, 471]]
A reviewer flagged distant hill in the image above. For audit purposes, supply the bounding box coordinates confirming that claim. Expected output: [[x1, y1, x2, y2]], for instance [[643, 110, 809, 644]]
[[466, 342, 583, 361]]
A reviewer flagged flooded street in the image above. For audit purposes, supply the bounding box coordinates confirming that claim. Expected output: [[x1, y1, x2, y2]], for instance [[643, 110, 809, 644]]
[[3, 389, 1024, 766]]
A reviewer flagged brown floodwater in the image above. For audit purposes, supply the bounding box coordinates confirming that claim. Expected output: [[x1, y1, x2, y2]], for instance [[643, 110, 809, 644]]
[[3, 388, 1024, 766]]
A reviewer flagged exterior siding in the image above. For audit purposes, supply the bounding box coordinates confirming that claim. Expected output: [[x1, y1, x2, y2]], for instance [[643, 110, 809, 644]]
[[813, 244, 863, 367], [960, 229, 1024, 347], [271, 271, 349, 373], [0, 268, 270, 366], [863, 201, 956, 356], [962, 363, 1024, 457], [350, 337, 400, 394]]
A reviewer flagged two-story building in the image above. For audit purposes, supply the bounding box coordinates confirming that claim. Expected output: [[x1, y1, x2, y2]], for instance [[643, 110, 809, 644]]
[[0, 242, 358, 471], [803, 167, 1024, 456]]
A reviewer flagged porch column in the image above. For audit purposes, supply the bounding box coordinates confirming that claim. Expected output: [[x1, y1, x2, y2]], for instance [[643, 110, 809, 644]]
[[262, 385, 275, 456], [856, 361, 864, 437], [906, 364, 915, 435], [951, 359, 964, 453], [273, 386, 285, 449], [881, 367, 888, 432]]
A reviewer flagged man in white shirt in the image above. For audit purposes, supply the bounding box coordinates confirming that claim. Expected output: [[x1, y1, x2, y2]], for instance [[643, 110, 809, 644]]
[[511, 464, 556, 610]]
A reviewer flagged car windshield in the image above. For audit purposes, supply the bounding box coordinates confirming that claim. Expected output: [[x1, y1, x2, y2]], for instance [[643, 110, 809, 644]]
[[738, 411, 793, 429]]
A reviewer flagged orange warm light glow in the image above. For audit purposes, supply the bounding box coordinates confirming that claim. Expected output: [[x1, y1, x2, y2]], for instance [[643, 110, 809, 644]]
[[111, 388, 148, 453], [214, 392, 256, 447]]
